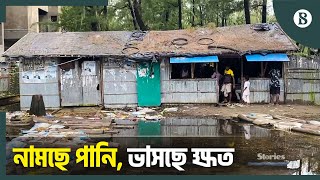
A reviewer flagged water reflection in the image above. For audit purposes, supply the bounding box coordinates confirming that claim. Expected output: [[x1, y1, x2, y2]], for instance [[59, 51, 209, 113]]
[[113, 118, 320, 175], [242, 125, 251, 140], [115, 118, 274, 138], [0, 103, 20, 112], [221, 120, 233, 135], [289, 158, 319, 175]]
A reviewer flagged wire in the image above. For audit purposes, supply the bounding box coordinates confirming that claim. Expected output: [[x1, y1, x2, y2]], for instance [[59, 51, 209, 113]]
[[208, 45, 239, 53], [122, 31, 147, 56], [197, 38, 214, 45], [171, 38, 188, 46], [122, 47, 140, 55]]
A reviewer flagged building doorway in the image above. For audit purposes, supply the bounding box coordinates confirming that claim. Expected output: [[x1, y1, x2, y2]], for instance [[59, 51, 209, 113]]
[[59, 58, 102, 106], [218, 56, 242, 103]]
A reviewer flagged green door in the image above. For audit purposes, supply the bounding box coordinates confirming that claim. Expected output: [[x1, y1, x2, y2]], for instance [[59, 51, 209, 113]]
[[137, 61, 161, 107]]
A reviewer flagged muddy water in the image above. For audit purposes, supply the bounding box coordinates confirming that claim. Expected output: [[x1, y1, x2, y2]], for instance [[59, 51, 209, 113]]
[[0, 103, 20, 112], [5, 115, 320, 175], [113, 118, 320, 175], [2, 103, 27, 139]]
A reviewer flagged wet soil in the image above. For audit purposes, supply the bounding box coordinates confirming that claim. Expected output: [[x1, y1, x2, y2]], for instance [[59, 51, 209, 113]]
[[166, 104, 320, 121], [52, 107, 101, 118]]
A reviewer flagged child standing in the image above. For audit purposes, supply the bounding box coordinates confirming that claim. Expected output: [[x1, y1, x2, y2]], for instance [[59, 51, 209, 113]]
[[242, 76, 250, 105]]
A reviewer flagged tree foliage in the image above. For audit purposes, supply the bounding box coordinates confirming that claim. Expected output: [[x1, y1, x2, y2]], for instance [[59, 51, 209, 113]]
[[57, 0, 276, 32], [59, 6, 109, 31]]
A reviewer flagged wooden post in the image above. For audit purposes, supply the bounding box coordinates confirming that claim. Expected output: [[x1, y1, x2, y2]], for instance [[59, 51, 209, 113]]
[[260, 62, 264, 77], [241, 57, 244, 92], [29, 95, 46, 116], [57, 59, 62, 107], [191, 63, 195, 79], [283, 62, 287, 103], [169, 59, 172, 79], [216, 62, 218, 72], [215, 62, 219, 103], [100, 58, 104, 107]]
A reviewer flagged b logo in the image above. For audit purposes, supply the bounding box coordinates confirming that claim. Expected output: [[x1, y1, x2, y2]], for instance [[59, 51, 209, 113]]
[[293, 9, 312, 28]]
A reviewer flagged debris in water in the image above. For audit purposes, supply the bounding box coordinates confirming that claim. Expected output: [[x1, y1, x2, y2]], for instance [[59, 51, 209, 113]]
[[163, 107, 178, 113], [308, 121, 320, 126]]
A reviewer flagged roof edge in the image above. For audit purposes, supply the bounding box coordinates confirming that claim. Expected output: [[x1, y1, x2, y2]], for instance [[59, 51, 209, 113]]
[[274, 23, 299, 51]]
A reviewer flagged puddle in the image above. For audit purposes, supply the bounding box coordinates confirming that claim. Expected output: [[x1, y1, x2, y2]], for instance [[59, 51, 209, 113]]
[[0, 103, 20, 112], [3, 103, 28, 139], [113, 118, 320, 175]]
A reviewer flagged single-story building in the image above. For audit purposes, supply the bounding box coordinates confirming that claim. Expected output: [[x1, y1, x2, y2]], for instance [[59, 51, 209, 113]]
[[2, 23, 300, 110]]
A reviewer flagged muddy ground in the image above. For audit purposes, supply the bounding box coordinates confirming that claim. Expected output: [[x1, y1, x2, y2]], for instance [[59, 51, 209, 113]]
[[48, 104, 320, 121], [167, 104, 320, 120]]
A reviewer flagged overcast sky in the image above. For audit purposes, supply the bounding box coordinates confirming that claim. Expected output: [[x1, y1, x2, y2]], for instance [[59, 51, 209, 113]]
[[268, 0, 275, 15]]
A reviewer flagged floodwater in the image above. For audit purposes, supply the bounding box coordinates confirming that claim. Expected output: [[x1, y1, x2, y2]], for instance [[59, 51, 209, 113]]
[[5, 111, 320, 175], [113, 118, 320, 175], [0, 103, 20, 112], [2, 103, 25, 139]]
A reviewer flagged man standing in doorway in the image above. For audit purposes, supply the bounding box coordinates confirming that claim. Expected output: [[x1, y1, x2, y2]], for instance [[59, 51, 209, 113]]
[[221, 66, 235, 104], [269, 68, 281, 105]]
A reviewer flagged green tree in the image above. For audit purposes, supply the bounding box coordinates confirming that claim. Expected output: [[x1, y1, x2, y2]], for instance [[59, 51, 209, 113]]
[[59, 6, 109, 31], [58, 0, 276, 32]]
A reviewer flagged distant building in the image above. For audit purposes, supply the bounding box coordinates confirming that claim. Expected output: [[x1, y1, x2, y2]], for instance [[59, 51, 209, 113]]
[[1, 6, 60, 97], [3, 6, 60, 52]]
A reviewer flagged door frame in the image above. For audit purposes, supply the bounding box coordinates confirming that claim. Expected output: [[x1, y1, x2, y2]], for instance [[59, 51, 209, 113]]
[[59, 58, 103, 107]]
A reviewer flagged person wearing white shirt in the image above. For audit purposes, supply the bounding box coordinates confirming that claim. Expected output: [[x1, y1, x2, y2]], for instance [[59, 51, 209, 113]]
[[242, 76, 250, 104]]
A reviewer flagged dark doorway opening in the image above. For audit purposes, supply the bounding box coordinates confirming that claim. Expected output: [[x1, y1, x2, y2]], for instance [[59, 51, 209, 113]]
[[218, 56, 242, 103], [243, 61, 283, 78]]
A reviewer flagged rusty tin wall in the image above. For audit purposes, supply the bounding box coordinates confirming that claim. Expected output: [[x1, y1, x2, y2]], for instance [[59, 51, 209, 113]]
[[0, 63, 9, 92], [60, 60, 101, 106], [20, 58, 60, 110], [250, 78, 284, 103], [161, 59, 219, 104], [82, 61, 101, 106], [103, 58, 138, 108], [286, 56, 320, 105], [60, 61, 82, 106]]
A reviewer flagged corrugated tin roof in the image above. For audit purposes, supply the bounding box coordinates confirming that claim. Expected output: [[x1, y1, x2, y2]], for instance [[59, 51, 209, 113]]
[[2, 23, 298, 58], [3, 31, 132, 57], [135, 23, 298, 57]]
